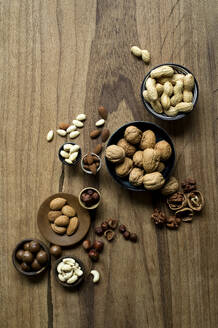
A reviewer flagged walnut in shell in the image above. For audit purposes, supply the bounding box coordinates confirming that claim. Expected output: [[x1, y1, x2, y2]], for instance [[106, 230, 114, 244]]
[[124, 126, 142, 145], [142, 148, 160, 173], [115, 157, 133, 177], [143, 172, 165, 190], [129, 168, 144, 186], [156, 162, 165, 173], [105, 145, 125, 163], [133, 151, 143, 168], [154, 140, 172, 161], [117, 138, 136, 157], [140, 130, 156, 150], [161, 176, 179, 196]]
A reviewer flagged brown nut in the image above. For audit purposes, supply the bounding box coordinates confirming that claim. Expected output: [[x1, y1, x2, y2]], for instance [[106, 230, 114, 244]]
[[67, 217, 79, 236], [54, 215, 70, 227], [151, 208, 167, 227], [129, 233, 137, 242], [61, 205, 76, 217], [86, 152, 94, 165], [107, 219, 118, 229], [123, 231, 130, 240], [154, 140, 172, 161], [101, 222, 109, 231], [104, 229, 115, 241], [133, 151, 143, 168], [167, 192, 187, 211], [143, 172, 165, 190], [161, 176, 179, 196], [105, 145, 125, 163], [98, 106, 108, 120], [93, 144, 103, 155], [129, 168, 144, 186], [143, 148, 160, 173], [124, 126, 142, 145], [90, 129, 101, 139], [117, 138, 136, 157], [115, 157, 133, 177], [119, 224, 126, 233], [140, 130, 156, 150], [95, 226, 104, 236], [59, 122, 70, 130], [51, 223, 66, 235], [82, 240, 92, 251], [48, 211, 62, 222], [187, 190, 204, 212], [175, 207, 193, 222], [49, 245, 62, 258], [93, 240, 104, 252], [181, 178, 196, 193], [50, 198, 67, 210], [166, 216, 181, 229], [101, 128, 110, 142], [88, 249, 99, 262]]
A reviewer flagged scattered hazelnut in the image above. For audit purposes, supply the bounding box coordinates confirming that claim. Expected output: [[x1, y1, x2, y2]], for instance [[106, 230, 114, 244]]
[[104, 229, 115, 241], [95, 226, 103, 236], [82, 240, 92, 251], [101, 222, 109, 231], [123, 231, 130, 240], [129, 233, 137, 242], [108, 219, 118, 229], [88, 249, 99, 262], [50, 245, 62, 258], [119, 224, 126, 233], [93, 240, 104, 252]]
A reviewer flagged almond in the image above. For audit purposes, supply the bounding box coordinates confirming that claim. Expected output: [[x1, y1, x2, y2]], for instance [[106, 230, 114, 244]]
[[47, 130, 54, 142], [51, 223, 66, 235], [48, 211, 62, 222], [67, 217, 79, 236], [90, 129, 101, 139], [50, 198, 67, 210], [89, 163, 97, 175], [86, 153, 94, 165], [101, 128, 110, 142], [57, 129, 67, 136], [93, 144, 102, 155], [62, 205, 76, 217], [98, 106, 108, 120], [83, 165, 91, 171], [54, 215, 70, 227], [59, 122, 70, 130]]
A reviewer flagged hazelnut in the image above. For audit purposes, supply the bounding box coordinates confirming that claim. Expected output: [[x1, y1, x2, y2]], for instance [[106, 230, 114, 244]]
[[129, 168, 144, 186], [50, 245, 62, 258], [154, 140, 172, 161], [107, 219, 118, 229], [29, 241, 41, 253], [22, 251, 34, 264], [124, 126, 142, 145], [129, 233, 137, 242], [36, 250, 48, 265], [95, 226, 103, 236], [93, 240, 104, 252], [133, 151, 143, 168], [123, 231, 130, 240], [88, 249, 99, 262], [161, 176, 179, 196], [117, 138, 136, 157], [101, 222, 109, 231], [115, 157, 133, 177], [104, 229, 115, 241], [21, 262, 31, 272], [31, 259, 42, 271], [140, 130, 156, 150], [23, 242, 30, 251], [143, 172, 165, 190], [105, 145, 125, 163], [119, 224, 126, 233], [82, 240, 92, 251], [142, 148, 160, 173], [16, 249, 24, 262]]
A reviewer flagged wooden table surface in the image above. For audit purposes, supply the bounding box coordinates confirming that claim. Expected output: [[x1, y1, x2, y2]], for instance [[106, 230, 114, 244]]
[[1, 1, 218, 327]]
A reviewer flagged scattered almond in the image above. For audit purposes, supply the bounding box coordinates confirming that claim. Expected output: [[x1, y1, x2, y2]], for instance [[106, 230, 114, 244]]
[[66, 125, 76, 133], [76, 114, 86, 121], [101, 128, 110, 142], [96, 119, 105, 127], [57, 129, 67, 137], [72, 120, 84, 128], [69, 131, 80, 139], [90, 129, 101, 139], [59, 122, 70, 130], [47, 130, 54, 142], [93, 144, 102, 155], [98, 106, 108, 120]]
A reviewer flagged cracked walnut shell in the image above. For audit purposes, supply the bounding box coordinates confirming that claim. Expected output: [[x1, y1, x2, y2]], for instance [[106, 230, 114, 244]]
[[133, 151, 143, 168], [167, 192, 187, 211], [124, 126, 142, 145], [106, 145, 125, 163], [187, 191, 204, 212], [176, 207, 193, 222], [115, 157, 133, 177], [143, 172, 165, 190], [140, 130, 156, 150], [117, 138, 136, 157], [154, 140, 172, 161], [143, 148, 160, 173], [161, 176, 179, 196], [129, 168, 144, 186]]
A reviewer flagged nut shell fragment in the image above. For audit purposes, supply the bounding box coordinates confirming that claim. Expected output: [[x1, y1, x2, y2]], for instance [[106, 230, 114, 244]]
[[175, 207, 194, 222], [167, 192, 187, 211], [187, 191, 204, 212]]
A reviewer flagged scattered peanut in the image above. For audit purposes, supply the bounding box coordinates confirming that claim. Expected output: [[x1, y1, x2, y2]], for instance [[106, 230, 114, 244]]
[[131, 46, 142, 57], [131, 46, 150, 64]]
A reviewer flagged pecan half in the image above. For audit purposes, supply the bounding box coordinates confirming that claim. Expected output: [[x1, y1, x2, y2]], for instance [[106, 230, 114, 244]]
[[187, 191, 204, 212], [181, 178, 196, 193], [166, 216, 181, 229], [151, 209, 167, 227], [176, 207, 193, 222], [167, 192, 187, 211]]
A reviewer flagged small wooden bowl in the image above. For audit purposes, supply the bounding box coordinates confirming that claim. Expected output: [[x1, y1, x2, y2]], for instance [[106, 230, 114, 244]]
[[78, 187, 101, 210], [81, 153, 102, 175], [12, 238, 50, 277], [54, 256, 85, 289]]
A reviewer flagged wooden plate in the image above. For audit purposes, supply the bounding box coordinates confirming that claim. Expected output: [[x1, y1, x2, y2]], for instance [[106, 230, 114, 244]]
[[37, 193, 91, 247]]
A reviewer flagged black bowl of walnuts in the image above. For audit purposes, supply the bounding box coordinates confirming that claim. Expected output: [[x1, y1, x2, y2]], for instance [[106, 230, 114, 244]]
[[12, 238, 50, 277]]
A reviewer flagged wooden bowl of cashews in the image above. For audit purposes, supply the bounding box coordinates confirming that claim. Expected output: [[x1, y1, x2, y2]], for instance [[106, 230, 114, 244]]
[[141, 63, 199, 121]]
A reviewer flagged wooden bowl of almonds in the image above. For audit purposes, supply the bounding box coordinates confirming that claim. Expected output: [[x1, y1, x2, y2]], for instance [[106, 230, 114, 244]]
[[141, 63, 199, 121]]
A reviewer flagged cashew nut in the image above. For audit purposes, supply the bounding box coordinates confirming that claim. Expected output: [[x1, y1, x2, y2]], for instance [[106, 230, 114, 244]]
[[91, 270, 100, 283], [67, 275, 78, 284], [63, 258, 75, 265], [57, 262, 64, 273], [62, 271, 73, 281], [74, 269, 83, 277], [61, 264, 72, 272], [58, 273, 66, 282]]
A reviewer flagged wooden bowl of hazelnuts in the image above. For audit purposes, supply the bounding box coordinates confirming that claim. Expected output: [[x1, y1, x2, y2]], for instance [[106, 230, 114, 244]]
[[12, 239, 50, 277]]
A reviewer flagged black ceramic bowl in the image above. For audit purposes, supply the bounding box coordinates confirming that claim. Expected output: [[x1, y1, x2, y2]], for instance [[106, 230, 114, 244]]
[[12, 238, 50, 277], [58, 142, 81, 167], [54, 256, 85, 289], [105, 121, 175, 192], [141, 63, 199, 121]]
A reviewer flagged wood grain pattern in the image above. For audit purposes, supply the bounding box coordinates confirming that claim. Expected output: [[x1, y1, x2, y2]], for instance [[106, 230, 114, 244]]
[[1, 1, 217, 327]]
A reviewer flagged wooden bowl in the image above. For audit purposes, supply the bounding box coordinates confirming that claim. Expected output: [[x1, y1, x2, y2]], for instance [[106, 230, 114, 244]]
[[54, 256, 85, 289], [37, 193, 91, 246], [12, 238, 50, 277], [78, 187, 101, 210]]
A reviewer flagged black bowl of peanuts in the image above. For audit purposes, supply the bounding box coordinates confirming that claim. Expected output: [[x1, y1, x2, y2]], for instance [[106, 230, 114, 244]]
[[141, 63, 199, 121]]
